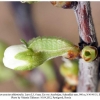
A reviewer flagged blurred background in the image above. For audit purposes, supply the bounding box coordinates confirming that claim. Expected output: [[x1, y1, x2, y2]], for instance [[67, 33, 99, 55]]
[[0, 1, 100, 92]]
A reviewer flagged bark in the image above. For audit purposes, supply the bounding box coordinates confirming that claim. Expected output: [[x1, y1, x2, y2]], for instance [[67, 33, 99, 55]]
[[74, 2, 99, 92], [74, 2, 98, 45], [78, 58, 99, 92]]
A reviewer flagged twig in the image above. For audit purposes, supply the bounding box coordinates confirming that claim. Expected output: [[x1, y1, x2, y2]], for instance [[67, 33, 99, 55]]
[[74, 1, 99, 92], [11, 2, 37, 41]]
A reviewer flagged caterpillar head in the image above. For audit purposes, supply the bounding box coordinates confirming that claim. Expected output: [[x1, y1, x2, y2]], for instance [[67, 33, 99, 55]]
[[63, 45, 80, 59]]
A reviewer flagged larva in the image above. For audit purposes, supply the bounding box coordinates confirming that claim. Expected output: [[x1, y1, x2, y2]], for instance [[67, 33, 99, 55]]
[[3, 37, 80, 70], [28, 37, 80, 59]]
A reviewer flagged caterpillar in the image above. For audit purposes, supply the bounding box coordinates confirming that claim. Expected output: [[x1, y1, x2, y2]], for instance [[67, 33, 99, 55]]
[[28, 37, 80, 59], [3, 37, 80, 70]]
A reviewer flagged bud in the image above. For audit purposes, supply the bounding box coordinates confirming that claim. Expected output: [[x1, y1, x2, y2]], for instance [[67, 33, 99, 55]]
[[3, 44, 34, 70], [81, 46, 98, 62], [51, 1, 72, 8], [51, 1, 77, 9]]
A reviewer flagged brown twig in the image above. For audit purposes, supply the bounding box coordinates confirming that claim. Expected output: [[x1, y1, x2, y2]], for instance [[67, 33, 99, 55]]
[[74, 2, 98, 45]]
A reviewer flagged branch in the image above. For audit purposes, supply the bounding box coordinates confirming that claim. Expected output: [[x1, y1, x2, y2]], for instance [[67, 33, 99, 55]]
[[11, 2, 37, 41], [74, 2, 98, 45], [74, 2, 99, 92]]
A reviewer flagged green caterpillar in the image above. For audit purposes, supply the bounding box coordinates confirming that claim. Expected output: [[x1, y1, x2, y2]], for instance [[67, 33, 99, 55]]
[[3, 37, 80, 70], [28, 37, 79, 58]]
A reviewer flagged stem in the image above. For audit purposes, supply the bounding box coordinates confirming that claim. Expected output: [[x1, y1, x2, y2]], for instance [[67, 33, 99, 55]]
[[78, 59, 99, 92], [74, 2, 99, 92], [11, 2, 37, 41], [74, 2, 98, 45]]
